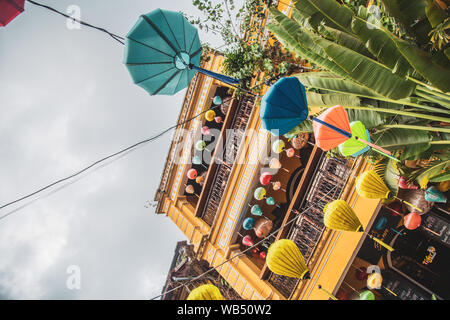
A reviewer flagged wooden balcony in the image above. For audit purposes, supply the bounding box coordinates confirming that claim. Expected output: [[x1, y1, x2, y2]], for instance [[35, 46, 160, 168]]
[[196, 95, 256, 226], [266, 154, 354, 299]]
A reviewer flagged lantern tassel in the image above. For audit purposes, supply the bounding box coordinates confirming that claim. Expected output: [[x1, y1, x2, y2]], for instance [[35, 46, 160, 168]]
[[370, 147, 400, 162], [368, 234, 394, 252], [393, 196, 423, 213], [318, 285, 338, 300], [354, 136, 393, 156]]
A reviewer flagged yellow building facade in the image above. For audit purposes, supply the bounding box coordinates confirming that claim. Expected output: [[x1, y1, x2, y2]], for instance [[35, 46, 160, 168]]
[[153, 48, 386, 300], [154, 1, 447, 300]]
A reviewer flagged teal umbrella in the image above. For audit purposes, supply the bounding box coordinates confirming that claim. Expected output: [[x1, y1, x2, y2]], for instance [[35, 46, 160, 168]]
[[124, 9, 239, 95]]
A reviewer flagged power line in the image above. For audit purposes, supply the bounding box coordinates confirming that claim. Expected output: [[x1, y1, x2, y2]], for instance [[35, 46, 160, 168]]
[[0, 106, 218, 218], [152, 185, 338, 300], [26, 0, 125, 45]]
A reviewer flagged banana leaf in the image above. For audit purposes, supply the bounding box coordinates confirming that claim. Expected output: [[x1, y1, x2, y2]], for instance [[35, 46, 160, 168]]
[[285, 120, 313, 135], [313, 37, 417, 99], [371, 128, 432, 157], [389, 36, 450, 93], [379, 0, 432, 45], [317, 24, 374, 58], [299, 0, 355, 33], [292, 0, 345, 32], [268, 9, 348, 78], [412, 159, 450, 188], [295, 72, 383, 98], [429, 171, 450, 183], [306, 91, 361, 108], [351, 7, 414, 78]]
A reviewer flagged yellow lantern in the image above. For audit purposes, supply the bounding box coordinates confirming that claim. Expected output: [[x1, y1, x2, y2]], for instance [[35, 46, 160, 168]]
[[356, 170, 390, 200], [367, 273, 383, 290], [323, 200, 394, 252], [205, 110, 216, 122], [323, 200, 363, 232], [186, 284, 223, 300], [356, 170, 422, 212], [266, 239, 310, 279]]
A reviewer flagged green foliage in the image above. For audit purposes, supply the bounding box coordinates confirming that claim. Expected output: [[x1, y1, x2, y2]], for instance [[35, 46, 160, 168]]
[[187, 0, 305, 91]]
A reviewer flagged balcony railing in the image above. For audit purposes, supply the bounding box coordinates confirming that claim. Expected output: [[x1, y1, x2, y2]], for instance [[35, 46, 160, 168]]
[[199, 95, 255, 225], [267, 155, 353, 299], [155, 73, 200, 203]]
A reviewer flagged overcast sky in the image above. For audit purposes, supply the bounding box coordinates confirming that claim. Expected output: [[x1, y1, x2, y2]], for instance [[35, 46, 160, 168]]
[[0, 0, 235, 299]]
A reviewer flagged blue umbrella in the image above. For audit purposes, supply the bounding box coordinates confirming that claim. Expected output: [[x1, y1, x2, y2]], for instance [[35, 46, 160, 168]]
[[124, 9, 239, 96], [260, 77, 309, 136]]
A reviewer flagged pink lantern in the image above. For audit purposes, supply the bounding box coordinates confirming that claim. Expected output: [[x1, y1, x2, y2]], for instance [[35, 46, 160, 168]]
[[201, 126, 211, 136], [242, 235, 254, 247], [259, 172, 272, 186], [259, 251, 267, 260], [187, 168, 198, 180], [272, 181, 286, 192], [214, 116, 223, 124], [269, 157, 289, 173], [404, 212, 422, 230], [285, 147, 300, 158], [185, 185, 195, 194]]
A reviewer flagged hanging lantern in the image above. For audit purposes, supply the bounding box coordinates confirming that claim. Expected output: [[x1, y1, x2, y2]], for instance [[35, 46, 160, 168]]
[[269, 157, 281, 169], [425, 186, 447, 203], [291, 133, 309, 149], [323, 200, 363, 232], [367, 273, 383, 290], [213, 96, 222, 105], [338, 121, 370, 157], [269, 157, 289, 173], [285, 148, 298, 158], [243, 217, 255, 231], [374, 216, 388, 231], [336, 288, 349, 300], [242, 235, 254, 247], [404, 212, 422, 230], [185, 185, 195, 194], [195, 140, 207, 151], [266, 196, 276, 206], [356, 170, 421, 212], [192, 155, 202, 165], [266, 239, 310, 279], [250, 204, 263, 216], [205, 110, 216, 122], [260, 172, 273, 186], [201, 126, 211, 136], [254, 218, 273, 238], [355, 267, 368, 281], [324, 200, 394, 252], [186, 284, 223, 300], [313, 105, 351, 151], [272, 139, 285, 154], [359, 290, 375, 300], [356, 170, 391, 200], [196, 176, 204, 186], [254, 187, 267, 200], [272, 181, 285, 192], [187, 168, 198, 180], [386, 201, 403, 216], [214, 116, 223, 124], [259, 251, 267, 260], [0, 0, 25, 27]]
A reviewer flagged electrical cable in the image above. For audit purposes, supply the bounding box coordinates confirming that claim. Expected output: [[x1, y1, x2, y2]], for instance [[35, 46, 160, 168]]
[[0, 105, 219, 217], [26, 0, 125, 45]]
